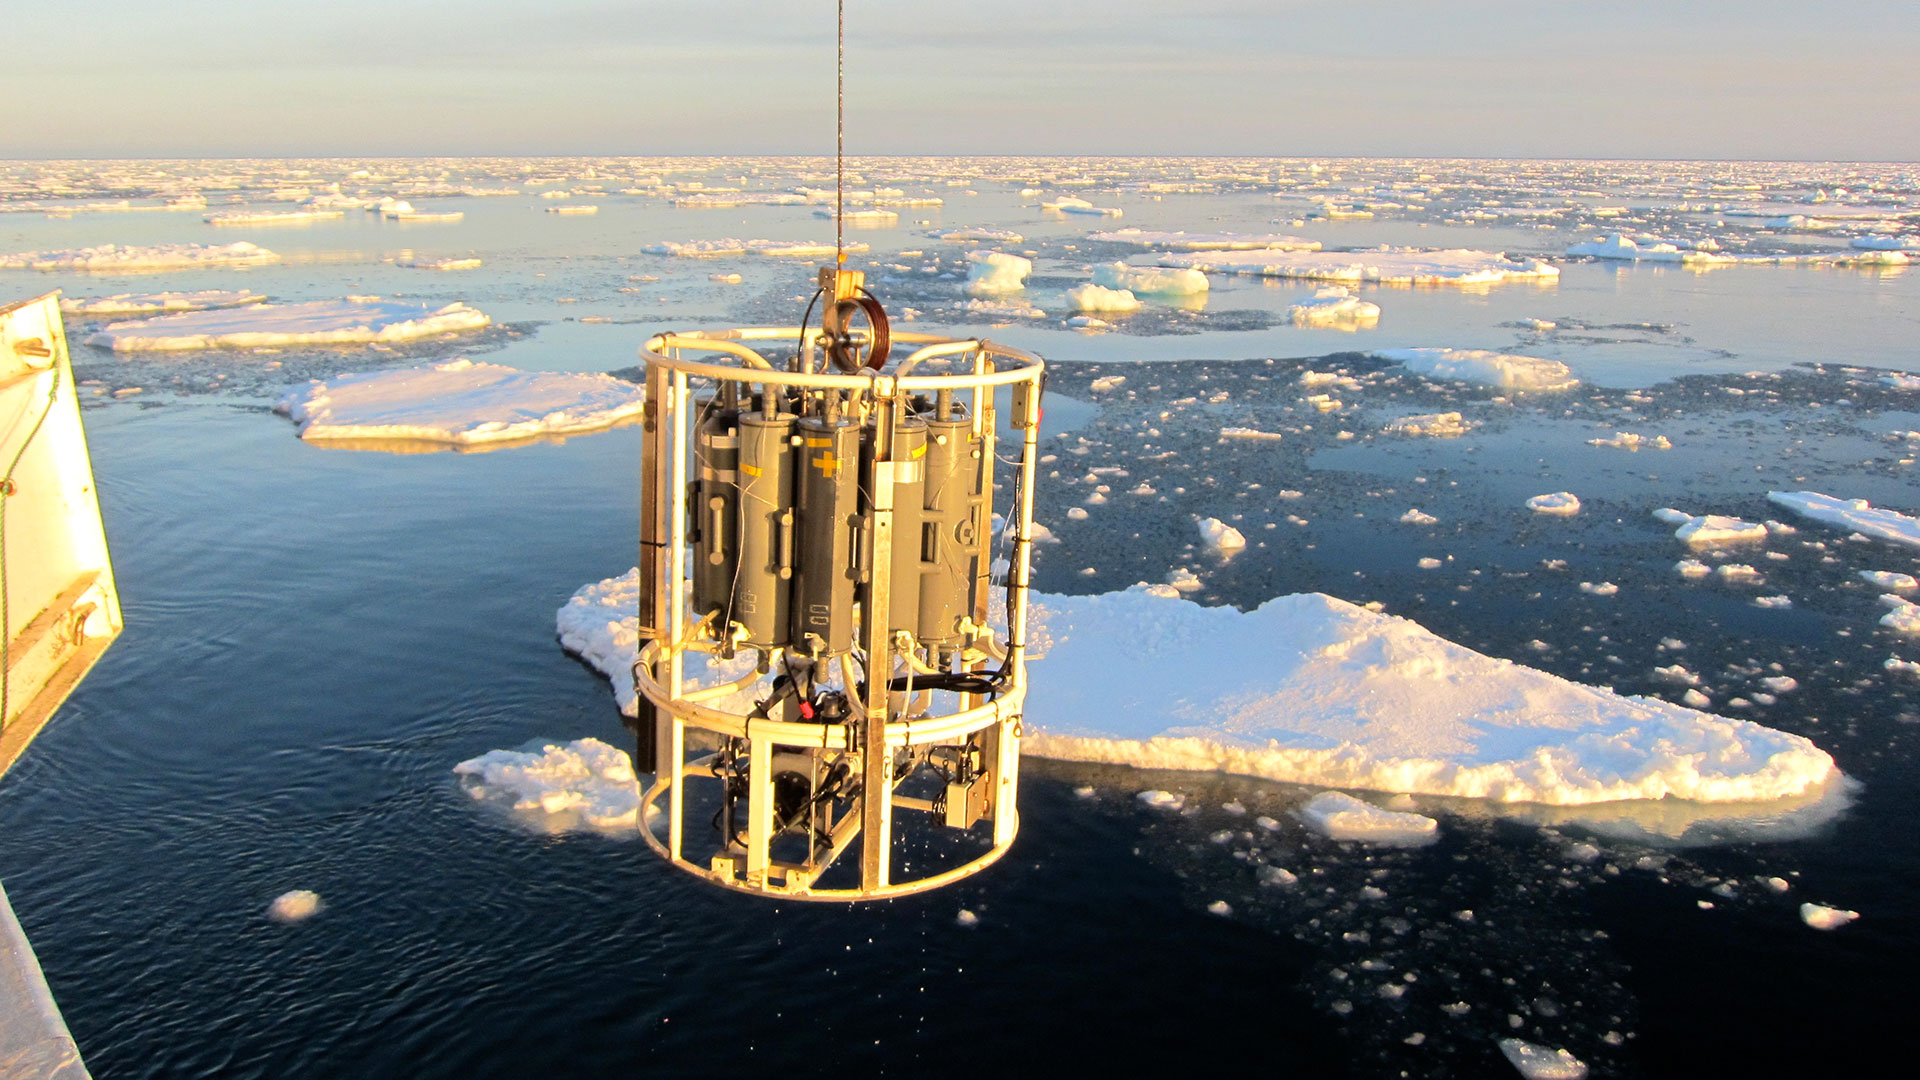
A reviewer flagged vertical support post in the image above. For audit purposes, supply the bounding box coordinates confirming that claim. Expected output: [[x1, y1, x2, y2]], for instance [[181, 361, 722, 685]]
[[666, 371, 691, 859], [637, 360, 671, 776], [995, 364, 1043, 846], [859, 382, 899, 891], [746, 735, 773, 884]]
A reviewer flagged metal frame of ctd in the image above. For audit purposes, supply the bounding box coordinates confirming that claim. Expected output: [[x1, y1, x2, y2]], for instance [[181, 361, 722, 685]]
[[633, 321, 1045, 900]]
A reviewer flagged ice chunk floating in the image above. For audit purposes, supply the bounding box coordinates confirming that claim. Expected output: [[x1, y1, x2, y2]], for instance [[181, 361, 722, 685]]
[[1374, 348, 1577, 392], [453, 739, 641, 830], [1018, 586, 1836, 807], [275, 359, 647, 447], [0, 241, 279, 272], [85, 298, 491, 351]]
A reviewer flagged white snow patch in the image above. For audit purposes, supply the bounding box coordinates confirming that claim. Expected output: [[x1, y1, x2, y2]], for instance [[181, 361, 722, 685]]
[[275, 359, 647, 446]]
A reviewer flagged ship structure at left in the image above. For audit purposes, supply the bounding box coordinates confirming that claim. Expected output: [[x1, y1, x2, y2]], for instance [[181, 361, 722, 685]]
[[2, 290, 124, 1079]]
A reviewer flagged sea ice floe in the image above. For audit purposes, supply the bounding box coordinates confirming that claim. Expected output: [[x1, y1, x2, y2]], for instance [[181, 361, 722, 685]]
[[1161, 247, 1558, 287], [1067, 283, 1141, 313], [266, 890, 323, 924], [1767, 491, 1920, 549], [964, 251, 1032, 295], [1860, 571, 1919, 590], [1088, 228, 1319, 251], [397, 255, 483, 270], [553, 574, 1840, 812], [812, 207, 898, 224], [205, 208, 342, 226], [1881, 596, 1920, 634], [59, 289, 264, 315], [85, 298, 491, 351], [1587, 432, 1671, 450], [1852, 235, 1920, 251], [0, 240, 280, 272], [1091, 262, 1209, 296], [1800, 902, 1859, 930], [1136, 789, 1185, 810], [1017, 586, 1836, 806], [1041, 195, 1121, 217], [1497, 1038, 1588, 1080], [1373, 348, 1578, 392], [1297, 792, 1438, 845], [1527, 493, 1581, 516], [1197, 517, 1246, 552], [958, 298, 1044, 319], [275, 359, 647, 446], [1653, 508, 1769, 545], [1288, 287, 1381, 328], [1220, 426, 1284, 441], [1385, 412, 1468, 437], [929, 227, 1023, 243], [642, 238, 869, 258], [453, 738, 640, 829], [1567, 232, 1908, 268], [1400, 509, 1438, 525]]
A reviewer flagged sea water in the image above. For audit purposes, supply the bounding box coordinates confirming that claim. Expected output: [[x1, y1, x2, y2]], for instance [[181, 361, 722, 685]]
[[1, 157, 1916, 1078]]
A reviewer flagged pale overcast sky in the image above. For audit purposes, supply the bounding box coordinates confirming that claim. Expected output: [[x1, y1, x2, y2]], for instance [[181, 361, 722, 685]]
[[7, 0, 1918, 160]]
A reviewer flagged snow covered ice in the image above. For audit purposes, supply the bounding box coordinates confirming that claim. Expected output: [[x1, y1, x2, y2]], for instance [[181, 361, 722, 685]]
[[86, 298, 491, 351], [453, 739, 641, 830], [1373, 349, 1578, 392], [1767, 492, 1920, 549], [59, 289, 264, 315], [1, 240, 279, 272], [1018, 586, 1835, 806], [266, 890, 323, 924], [1160, 247, 1558, 286], [1090, 262, 1209, 296], [1498, 1038, 1588, 1080], [1288, 287, 1380, 328], [964, 251, 1031, 295], [551, 571, 1838, 811], [275, 359, 647, 447], [1298, 791, 1438, 845]]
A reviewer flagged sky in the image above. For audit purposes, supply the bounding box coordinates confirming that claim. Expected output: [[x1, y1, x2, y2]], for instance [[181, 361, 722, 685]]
[[6, 0, 1919, 161]]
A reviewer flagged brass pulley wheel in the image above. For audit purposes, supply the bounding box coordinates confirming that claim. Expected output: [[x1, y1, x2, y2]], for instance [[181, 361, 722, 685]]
[[823, 294, 891, 373]]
